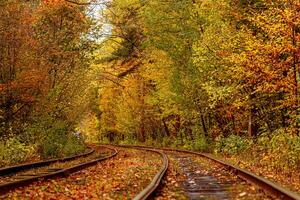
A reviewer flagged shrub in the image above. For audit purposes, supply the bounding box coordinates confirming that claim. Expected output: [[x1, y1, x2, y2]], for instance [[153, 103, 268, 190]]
[[215, 134, 252, 155], [40, 129, 87, 158], [161, 137, 173, 147], [171, 137, 184, 148], [144, 138, 155, 146], [258, 129, 300, 170], [181, 140, 193, 150], [40, 121, 68, 158], [0, 137, 36, 167], [63, 134, 86, 157], [191, 135, 210, 152]]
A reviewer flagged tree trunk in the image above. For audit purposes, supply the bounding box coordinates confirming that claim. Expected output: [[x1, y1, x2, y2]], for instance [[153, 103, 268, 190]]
[[292, 26, 299, 135], [162, 118, 170, 137], [173, 115, 181, 138], [248, 108, 258, 137], [201, 114, 208, 136]]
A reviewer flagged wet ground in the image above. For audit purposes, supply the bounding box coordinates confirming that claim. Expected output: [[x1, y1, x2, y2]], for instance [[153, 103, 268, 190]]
[[154, 152, 274, 200], [176, 155, 229, 200]]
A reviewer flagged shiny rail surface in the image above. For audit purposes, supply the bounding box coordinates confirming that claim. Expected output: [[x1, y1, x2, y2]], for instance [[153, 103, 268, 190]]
[[0, 146, 118, 195], [164, 148, 300, 200], [107, 145, 169, 200], [111, 144, 300, 200]]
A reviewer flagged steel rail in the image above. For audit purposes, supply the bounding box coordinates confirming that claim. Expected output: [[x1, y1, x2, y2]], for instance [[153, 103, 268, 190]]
[[107, 145, 169, 200], [167, 148, 300, 200], [112, 144, 300, 200], [132, 148, 168, 200], [0, 146, 118, 195], [0, 147, 94, 176]]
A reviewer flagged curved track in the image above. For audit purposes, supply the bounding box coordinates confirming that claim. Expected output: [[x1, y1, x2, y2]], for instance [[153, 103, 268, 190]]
[[0, 148, 94, 176], [111, 144, 300, 200], [162, 148, 300, 200], [0, 146, 118, 195], [3, 143, 298, 200], [111, 146, 169, 200]]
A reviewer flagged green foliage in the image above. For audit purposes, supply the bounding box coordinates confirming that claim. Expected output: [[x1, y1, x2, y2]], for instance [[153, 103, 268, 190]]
[[63, 134, 86, 157], [28, 117, 86, 159], [257, 129, 300, 170], [161, 137, 173, 147], [191, 135, 210, 152], [169, 135, 210, 152], [213, 129, 300, 171], [0, 137, 36, 167], [40, 121, 68, 158], [118, 139, 134, 145], [215, 135, 253, 155]]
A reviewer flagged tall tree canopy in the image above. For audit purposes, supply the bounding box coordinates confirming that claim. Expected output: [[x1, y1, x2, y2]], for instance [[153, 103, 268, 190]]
[[94, 0, 299, 143], [0, 0, 95, 138]]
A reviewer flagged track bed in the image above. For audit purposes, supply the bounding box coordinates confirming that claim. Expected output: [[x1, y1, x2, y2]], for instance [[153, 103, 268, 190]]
[[154, 151, 273, 200], [2, 146, 165, 200], [2, 144, 300, 200]]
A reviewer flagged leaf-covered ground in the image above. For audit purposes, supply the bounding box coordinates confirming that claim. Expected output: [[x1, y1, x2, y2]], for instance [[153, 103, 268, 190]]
[[154, 152, 273, 200], [2, 147, 162, 200], [218, 154, 300, 195]]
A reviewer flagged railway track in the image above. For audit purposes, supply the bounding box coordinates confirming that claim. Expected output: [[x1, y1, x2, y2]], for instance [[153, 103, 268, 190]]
[[115, 146, 169, 200], [0, 145, 118, 195], [0, 148, 94, 176], [1, 145, 168, 199], [162, 147, 300, 200], [111, 144, 300, 200], [2, 144, 299, 199]]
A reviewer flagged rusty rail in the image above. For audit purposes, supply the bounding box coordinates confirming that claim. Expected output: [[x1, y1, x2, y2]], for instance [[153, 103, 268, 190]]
[[0, 146, 118, 195], [0, 148, 94, 176]]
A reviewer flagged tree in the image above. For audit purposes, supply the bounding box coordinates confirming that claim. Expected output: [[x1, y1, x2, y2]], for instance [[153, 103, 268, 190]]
[[0, 0, 43, 137]]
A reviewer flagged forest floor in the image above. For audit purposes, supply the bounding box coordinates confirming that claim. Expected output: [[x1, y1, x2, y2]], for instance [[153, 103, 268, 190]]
[[217, 154, 300, 195]]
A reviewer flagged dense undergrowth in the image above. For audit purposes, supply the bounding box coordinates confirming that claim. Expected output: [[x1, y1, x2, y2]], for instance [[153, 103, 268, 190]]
[[0, 119, 86, 167], [214, 130, 300, 172], [0, 135, 86, 168], [100, 129, 300, 173]]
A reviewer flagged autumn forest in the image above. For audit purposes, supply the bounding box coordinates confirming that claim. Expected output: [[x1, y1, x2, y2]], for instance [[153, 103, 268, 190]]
[[0, 0, 300, 198]]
